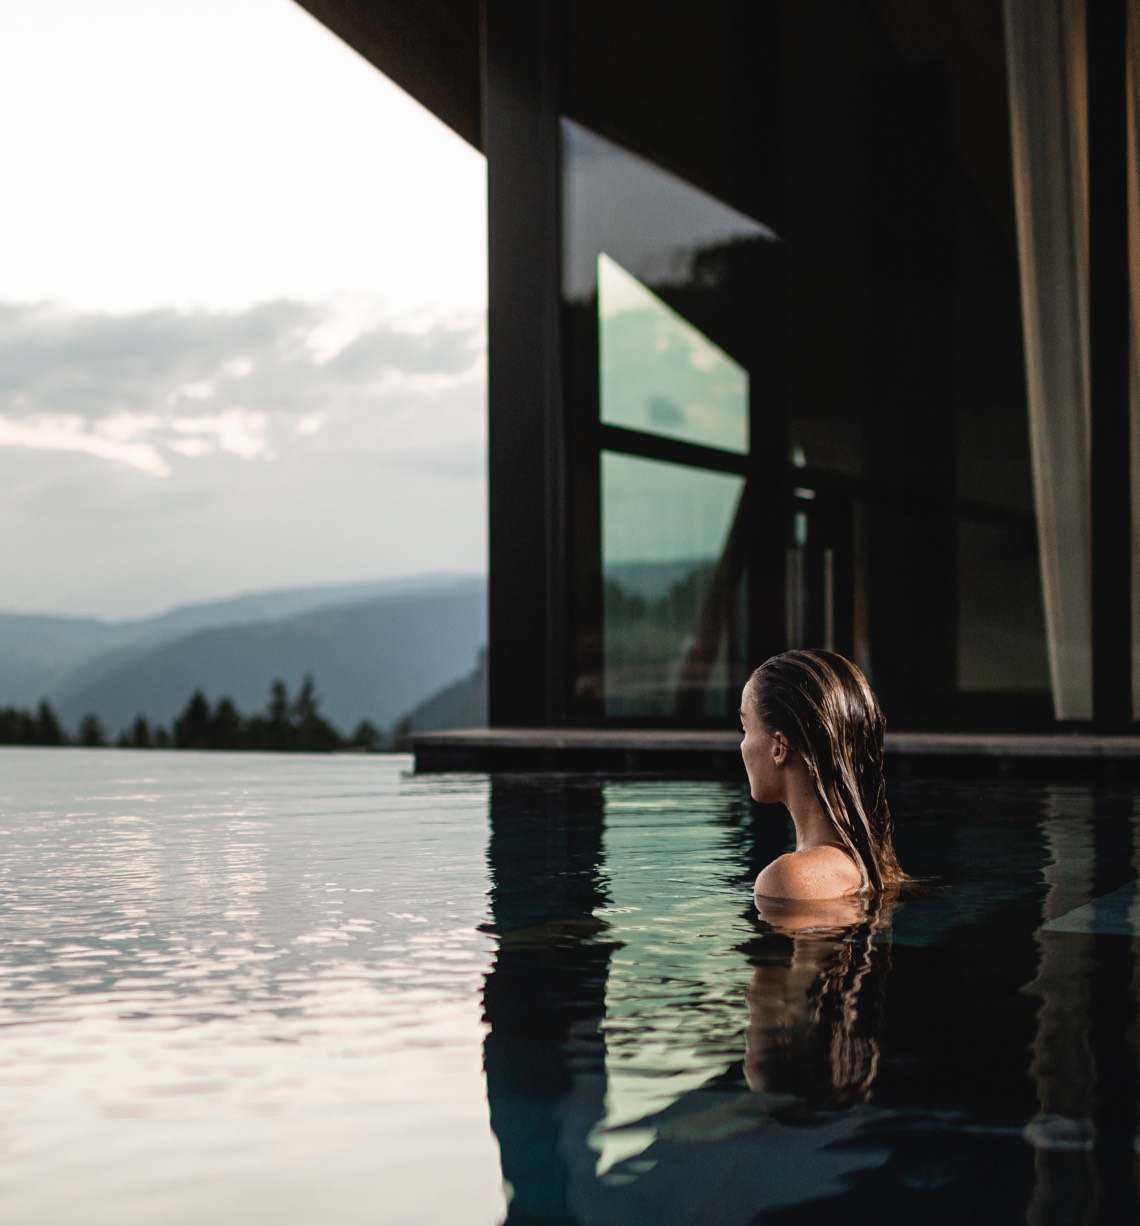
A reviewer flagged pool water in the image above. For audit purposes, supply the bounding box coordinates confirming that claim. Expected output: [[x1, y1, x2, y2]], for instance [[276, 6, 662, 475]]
[[0, 749, 501, 1225], [2, 749, 1139, 1223]]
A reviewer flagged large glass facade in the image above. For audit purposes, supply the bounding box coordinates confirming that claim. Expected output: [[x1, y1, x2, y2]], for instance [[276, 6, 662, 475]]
[[559, 2, 1058, 730], [597, 252, 751, 715], [562, 118, 782, 722], [773, 1, 1049, 726], [298, 0, 1137, 733]]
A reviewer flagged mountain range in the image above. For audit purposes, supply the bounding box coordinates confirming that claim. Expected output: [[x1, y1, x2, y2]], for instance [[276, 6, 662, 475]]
[[0, 574, 486, 739]]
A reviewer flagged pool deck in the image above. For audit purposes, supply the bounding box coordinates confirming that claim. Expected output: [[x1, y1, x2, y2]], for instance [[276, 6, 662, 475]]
[[410, 727, 1140, 777]]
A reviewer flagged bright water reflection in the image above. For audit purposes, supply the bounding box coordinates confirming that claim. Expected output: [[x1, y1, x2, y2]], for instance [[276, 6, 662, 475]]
[[8, 753, 1140, 1225], [481, 775, 1140, 1226], [0, 748, 503, 1226]]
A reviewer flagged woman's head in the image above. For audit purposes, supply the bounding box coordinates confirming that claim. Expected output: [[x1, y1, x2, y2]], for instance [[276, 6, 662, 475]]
[[742, 649, 904, 892]]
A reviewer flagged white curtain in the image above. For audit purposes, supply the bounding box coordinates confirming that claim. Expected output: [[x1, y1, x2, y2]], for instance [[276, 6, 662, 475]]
[[1005, 0, 1140, 719], [1004, 0, 1092, 719]]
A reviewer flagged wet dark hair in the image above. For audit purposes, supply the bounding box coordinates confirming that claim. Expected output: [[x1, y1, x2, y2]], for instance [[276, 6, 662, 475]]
[[746, 648, 905, 892]]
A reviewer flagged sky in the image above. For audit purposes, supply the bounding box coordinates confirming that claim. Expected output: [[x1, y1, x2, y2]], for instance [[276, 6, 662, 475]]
[[0, 0, 487, 620]]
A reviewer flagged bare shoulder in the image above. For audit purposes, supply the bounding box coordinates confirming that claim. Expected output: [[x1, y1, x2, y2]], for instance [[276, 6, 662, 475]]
[[754, 847, 861, 900]]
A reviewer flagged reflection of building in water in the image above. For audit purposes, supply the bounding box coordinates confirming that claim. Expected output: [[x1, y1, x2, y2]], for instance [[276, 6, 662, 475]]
[[588, 781, 758, 1175], [1024, 788, 1098, 1223], [298, 0, 1135, 735], [1022, 786, 1140, 1225], [480, 778, 613, 1225], [481, 779, 897, 1225]]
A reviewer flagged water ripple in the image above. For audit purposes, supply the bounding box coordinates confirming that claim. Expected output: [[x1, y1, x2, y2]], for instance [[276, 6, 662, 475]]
[[0, 748, 505, 1225]]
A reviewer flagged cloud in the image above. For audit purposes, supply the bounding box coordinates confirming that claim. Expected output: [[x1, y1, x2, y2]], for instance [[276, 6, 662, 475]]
[[324, 321, 478, 380], [0, 299, 484, 475], [0, 412, 169, 476]]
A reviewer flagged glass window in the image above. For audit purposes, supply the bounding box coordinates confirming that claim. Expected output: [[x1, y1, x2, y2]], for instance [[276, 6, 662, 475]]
[[957, 519, 1049, 695], [562, 117, 773, 721], [602, 452, 745, 716], [559, 6, 1053, 730], [561, 119, 774, 309], [599, 253, 748, 454]]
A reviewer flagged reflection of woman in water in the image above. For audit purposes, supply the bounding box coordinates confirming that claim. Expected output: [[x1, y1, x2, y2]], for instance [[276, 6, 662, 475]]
[[745, 894, 893, 1112], [740, 649, 906, 899]]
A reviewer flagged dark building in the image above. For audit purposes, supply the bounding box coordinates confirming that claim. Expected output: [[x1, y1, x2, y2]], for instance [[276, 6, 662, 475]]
[[298, 0, 1136, 736]]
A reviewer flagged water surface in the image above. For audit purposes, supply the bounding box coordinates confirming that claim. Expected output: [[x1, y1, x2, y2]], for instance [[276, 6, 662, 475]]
[[0, 748, 503, 1225], [3, 750, 1139, 1224]]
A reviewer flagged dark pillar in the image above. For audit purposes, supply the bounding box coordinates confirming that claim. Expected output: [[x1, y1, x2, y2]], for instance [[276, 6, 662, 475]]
[[482, 0, 567, 727], [481, 778, 611, 1225], [1087, 0, 1132, 727], [746, 247, 791, 673]]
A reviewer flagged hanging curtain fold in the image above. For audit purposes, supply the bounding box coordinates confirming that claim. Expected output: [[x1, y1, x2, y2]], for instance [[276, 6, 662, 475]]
[[1005, 0, 1140, 719], [1004, 0, 1092, 719]]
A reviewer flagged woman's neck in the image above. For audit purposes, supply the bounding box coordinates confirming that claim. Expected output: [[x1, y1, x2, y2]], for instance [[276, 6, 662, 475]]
[[783, 759, 838, 851]]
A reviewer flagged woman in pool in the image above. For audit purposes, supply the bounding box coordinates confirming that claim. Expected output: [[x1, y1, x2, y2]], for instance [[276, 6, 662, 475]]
[[740, 648, 905, 899]]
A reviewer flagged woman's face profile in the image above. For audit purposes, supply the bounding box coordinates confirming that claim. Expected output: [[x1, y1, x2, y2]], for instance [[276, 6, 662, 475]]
[[740, 682, 780, 804]]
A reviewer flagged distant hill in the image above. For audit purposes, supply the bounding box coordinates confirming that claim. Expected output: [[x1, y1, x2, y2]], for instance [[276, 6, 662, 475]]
[[0, 574, 481, 712], [51, 582, 486, 738], [112, 573, 476, 649], [393, 649, 487, 740], [0, 613, 136, 705]]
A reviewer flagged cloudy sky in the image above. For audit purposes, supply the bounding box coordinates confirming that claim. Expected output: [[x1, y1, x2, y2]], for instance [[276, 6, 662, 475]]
[[0, 0, 486, 620]]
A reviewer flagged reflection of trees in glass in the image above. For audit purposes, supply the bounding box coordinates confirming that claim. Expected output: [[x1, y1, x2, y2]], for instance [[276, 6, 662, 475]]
[[603, 561, 722, 715], [601, 453, 744, 718], [600, 561, 740, 720]]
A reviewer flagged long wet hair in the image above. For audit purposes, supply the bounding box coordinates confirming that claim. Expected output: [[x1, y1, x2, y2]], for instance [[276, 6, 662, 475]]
[[747, 648, 905, 893]]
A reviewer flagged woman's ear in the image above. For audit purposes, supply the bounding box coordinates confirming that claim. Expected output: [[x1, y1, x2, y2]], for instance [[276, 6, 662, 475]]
[[771, 732, 789, 766]]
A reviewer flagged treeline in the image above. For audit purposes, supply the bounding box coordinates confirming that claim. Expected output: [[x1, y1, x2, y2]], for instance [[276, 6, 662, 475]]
[[0, 676, 384, 752]]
